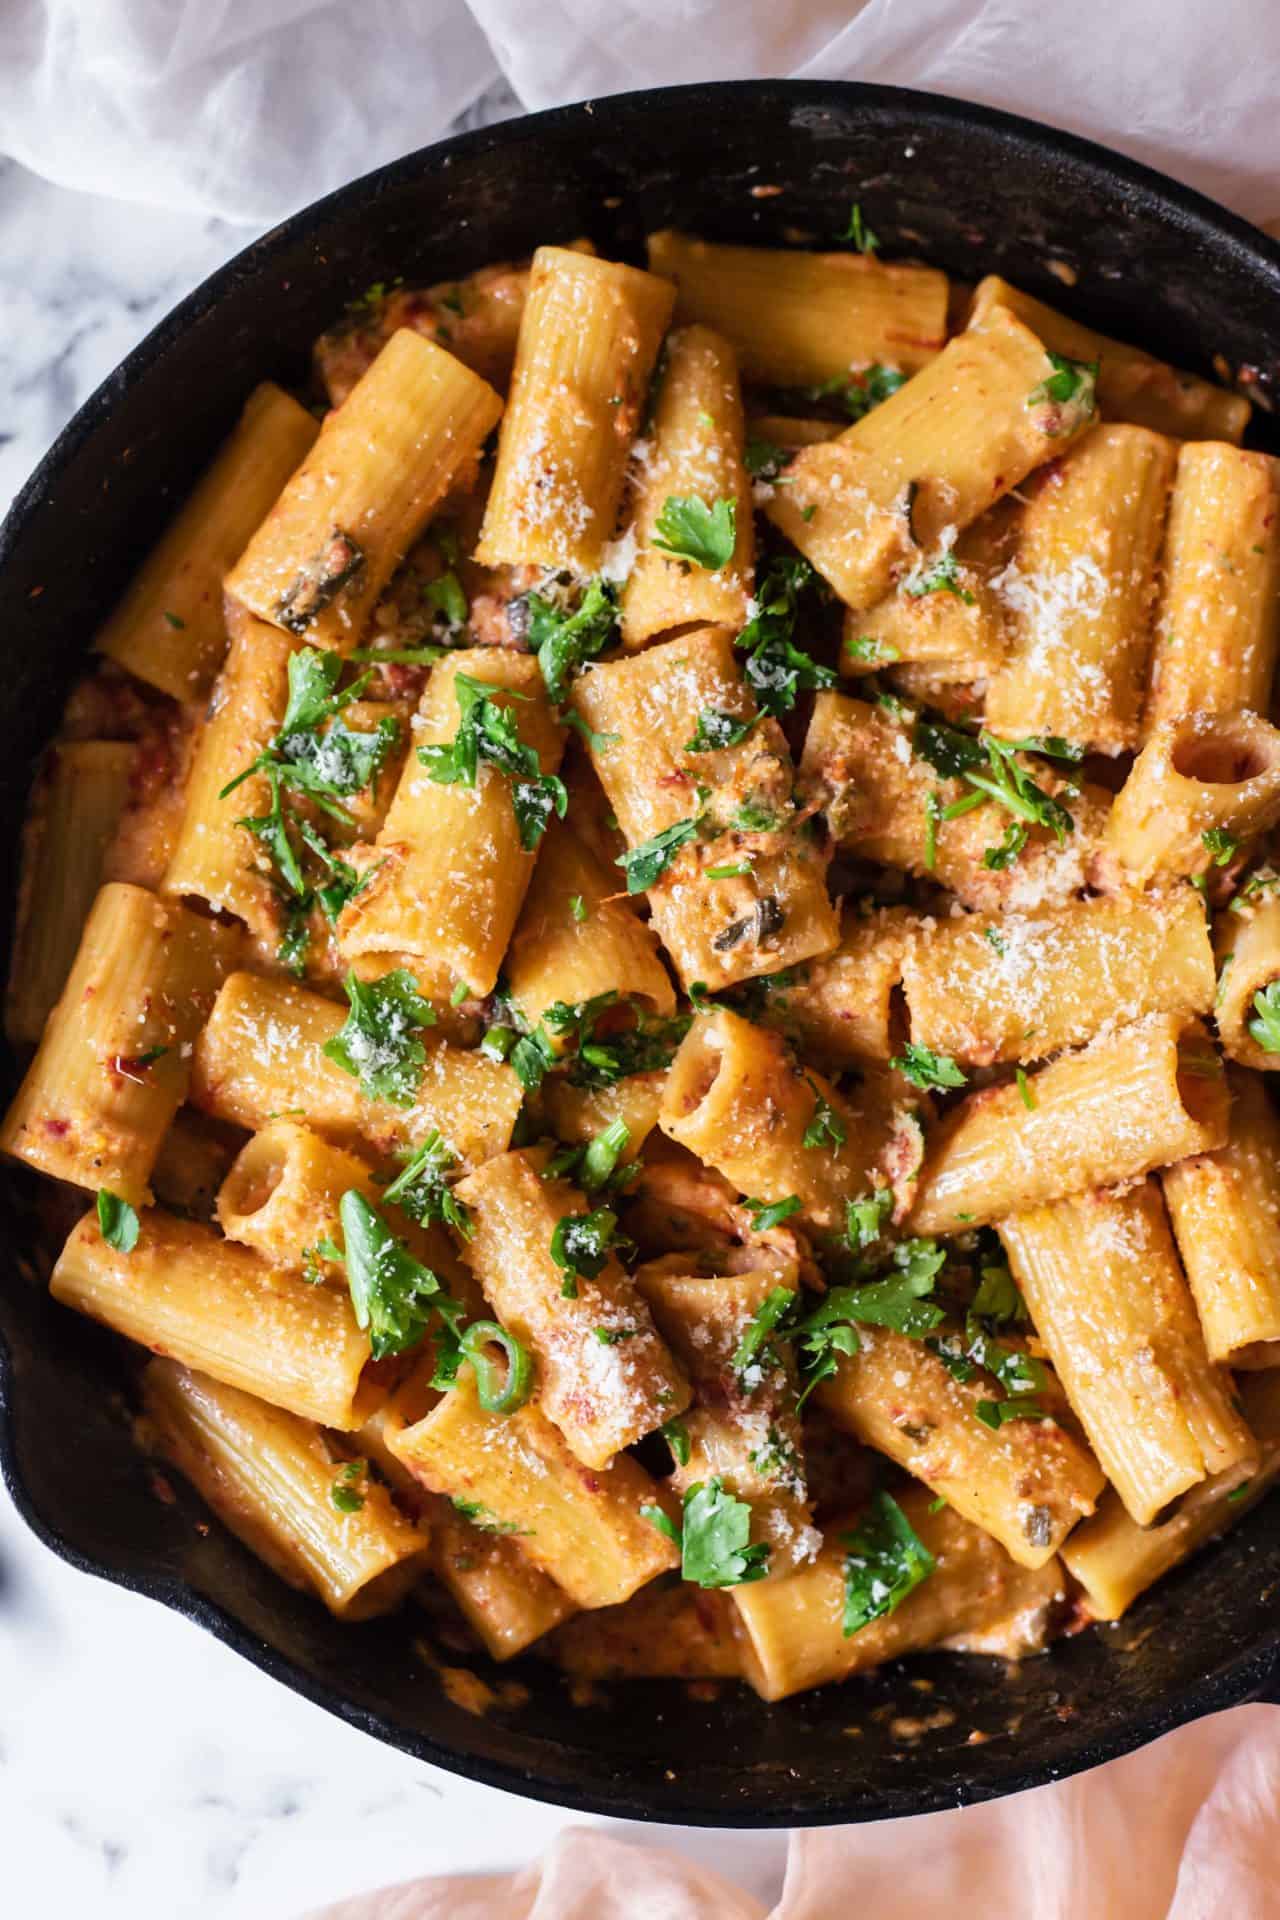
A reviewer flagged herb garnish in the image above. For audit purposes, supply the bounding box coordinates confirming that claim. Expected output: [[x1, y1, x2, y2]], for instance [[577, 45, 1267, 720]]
[[1203, 827, 1240, 867], [890, 1042, 967, 1092], [905, 549, 975, 604], [550, 1206, 630, 1294], [685, 707, 757, 753], [382, 1129, 473, 1238], [735, 554, 836, 715], [336, 1190, 466, 1366], [323, 968, 435, 1106], [330, 1460, 367, 1514], [97, 1190, 140, 1254], [417, 671, 567, 850], [841, 1491, 935, 1636], [840, 202, 879, 254], [642, 1478, 771, 1588], [527, 578, 619, 703], [1248, 982, 1280, 1053], [651, 496, 737, 570]]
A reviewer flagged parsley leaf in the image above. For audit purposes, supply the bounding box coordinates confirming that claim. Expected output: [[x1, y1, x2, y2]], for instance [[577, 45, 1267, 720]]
[[97, 1190, 139, 1254], [550, 1206, 627, 1288], [914, 720, 1075, 847], [322, 968, 436, 1106], [685, 707, 757, 753], [381, 1130, 473, 1238], [527, 577, 619, 704], [840, 202, 879, 254], [983, 820, 1029, 870], [743, 1194, 803, 1232], [802, 1080, 847, 1150], [418, 671, 567, 851], [975, 1393, 1051, 1430], [1027, 351, 1099, 415], [890, 1042, 967, 1092], [1248, 982, 1280, 1053], [662, 1417, 692, 1467], [732, 1285, 798, 1380], [905, 549, 975, 604], [337, 1189, 463, 1362], [846, 1187, 894, 1251], [845, 635, 900, 665], [680, 1477, 772, 1588], [652, 495, 737, 570], [1203, 827, 1240, 867], [841, 1491, 935, 1636], [330, 1460, 367, 1514], [744, 434, 787, 479], [543, 1117, 632, 1193], [616, 813, 703, 893], [735, 553, 835, 716]]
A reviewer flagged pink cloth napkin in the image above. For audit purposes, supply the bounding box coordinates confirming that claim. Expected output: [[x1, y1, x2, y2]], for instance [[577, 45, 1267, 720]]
[[308, 1702, 1280, 1920]]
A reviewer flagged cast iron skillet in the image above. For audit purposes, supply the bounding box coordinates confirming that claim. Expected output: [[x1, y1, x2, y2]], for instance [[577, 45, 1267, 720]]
[[3, 82, 1280, 1827]]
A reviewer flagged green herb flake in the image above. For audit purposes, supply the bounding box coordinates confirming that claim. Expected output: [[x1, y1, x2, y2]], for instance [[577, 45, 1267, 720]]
[[527, 577, 619, 703], [418, 669, 567, 851], [732, 1285, 798, 1382], [1248, 982, 1280, 1053], [845, 634, 899, 665], [890, 1042, 967, 1092], [685, 706, 757, 753], [680, 1477, 771, 1588], [550, 1206, 626, 1282], [616, 812, 703, 894], [652, 495, 737, 570], [96, 1190, 140, 1254], [330, 1460, 367, 1514], [322, 968, 435, 1106], [743, 1194, 803, 1233], [841, 1491, 935, 1636], [337, 1189, 465, 1363], [904, 548, 975, 604], [735, 553, 836, 716], [570, 894, 589, 922], [802, 1080, 848, 1151], [162, 609, 186, 630], [381, 1129, 473, 1239], [662, 1417, 692, 1468], [1203, 827, 1241, 867], [1027, 351, 1099, 418], [974, 1393, 1050, 1430], [1015, 1065, 1036, 1111], [841, 202, 880, 254]]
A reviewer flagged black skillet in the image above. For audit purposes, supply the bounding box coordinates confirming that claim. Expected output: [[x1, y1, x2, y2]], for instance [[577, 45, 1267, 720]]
[[3, 81, 1280, 1826]]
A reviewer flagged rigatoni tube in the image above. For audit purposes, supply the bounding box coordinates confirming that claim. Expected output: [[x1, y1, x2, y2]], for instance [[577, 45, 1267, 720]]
[[53, 1208, 379, 1429], [142, 1360, 428, 1619], [96, 382, 319, 700], [1062, 1371, 1280, 1621], [659, 1007, 887, 1235], [1214, 885, 1280, 1070], [454, 1147, 690, 1469], [388, 1370, 679, 1610], [1104, 709, 1280, 883], [733, 1489, 1066, 1701], [966, 276, 1250, 442], [765, 309, 1097, 612], [190, 971, 521, 1168], [815, 1329, 1103, 1569], [226, 330, 502, 649], [475, 247, 674, 573], [985, 424, 1176, 754], [909, 1017, 1230, 1236], [1162, 1069, 1280, 1366], [998, 1180, 1252, 1525], [620, 324, 753, 646], [901, 887, 1214, 1067], [1144, 443, 1280, 732], [0, 882, 239, 1207], [335, 650, 565, 997], [647, 230, 948, 385]]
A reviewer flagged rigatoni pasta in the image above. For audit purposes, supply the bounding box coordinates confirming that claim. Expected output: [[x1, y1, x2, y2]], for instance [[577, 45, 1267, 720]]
[[14, 217, 1280, 1712]]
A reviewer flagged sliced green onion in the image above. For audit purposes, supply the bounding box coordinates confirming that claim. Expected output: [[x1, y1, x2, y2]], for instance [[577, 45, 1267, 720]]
[[459, 1319, 534, 1413]]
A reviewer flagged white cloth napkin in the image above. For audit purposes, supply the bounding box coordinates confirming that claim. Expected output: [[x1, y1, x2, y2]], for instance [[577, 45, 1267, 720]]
[[3, 0, 1279, 228]]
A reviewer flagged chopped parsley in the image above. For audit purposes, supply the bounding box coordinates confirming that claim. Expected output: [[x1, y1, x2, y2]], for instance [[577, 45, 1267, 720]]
[[651, 495, 737, 570], [905, 549, 975, 604], [546, 993, 692, 1089], [840, 202, 879, 254], [662, 1417, 692, 1468], [162, 609, 186, 630], [1248, 982, 1280, 1054], [731, 1285, 799, 1380], [550, 1206, 629, 1291], [841, 1491, 935, 1636], [890, 1042, 967, 1092], [975, 1394, 1051, 1430], [743, 1194, 803, 1232], [570, 894, 589, 922], [914, 719, 1075, 847], [450, 1498, 530, 1535], [1203, 827, 1241, 867], [983, 821, 1030, 870], [381, 1130, 472, 1238], [735, 553, 836, 715], [594, 1325, 639, 1345], [744, 434, 787, 479], [616, 808, 705, 893], [526, 577, 619, 703], [330, 1460, 367, 1514], [846, 1187, 894, 1251], [685, 707, 757, 753], [323, 968, 435, 1106], [417, 670, 567, 850], [793, 1241, 947, 1406], [337, 1190, 466, 1365], [644, 1478, 771, 1588], [1027, 351, 1099, 416], [802, 1081, 847, 1151], [923, 788, 942, 872], [845, 634, 900, 665], [96, 1190, 139, 1254], [1015, 1066, 1036, 1111]]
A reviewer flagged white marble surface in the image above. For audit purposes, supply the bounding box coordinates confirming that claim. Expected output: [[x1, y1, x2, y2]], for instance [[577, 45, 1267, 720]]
[[0, 134, 791, 1918]]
